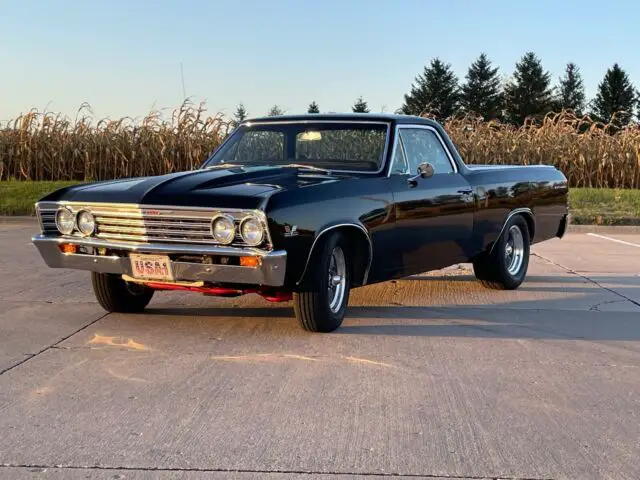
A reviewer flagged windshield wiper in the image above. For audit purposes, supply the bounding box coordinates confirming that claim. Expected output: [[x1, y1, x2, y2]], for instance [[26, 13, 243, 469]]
[[284, 163, 333, 174], [205, 161, 333, 174]]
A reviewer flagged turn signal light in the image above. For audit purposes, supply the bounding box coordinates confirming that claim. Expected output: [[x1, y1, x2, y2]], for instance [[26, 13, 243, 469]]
[[240, 256, 260, 267], [59, 243, 77, 254]]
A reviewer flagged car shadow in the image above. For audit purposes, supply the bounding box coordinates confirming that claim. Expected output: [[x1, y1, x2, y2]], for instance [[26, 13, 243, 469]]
[[144, 273, 640, 342]]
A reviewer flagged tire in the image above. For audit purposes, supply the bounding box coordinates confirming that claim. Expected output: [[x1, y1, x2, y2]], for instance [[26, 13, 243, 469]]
[[472, 215, 530, 290], [91, 272, 154, 313], [293, 232, 351, 332]]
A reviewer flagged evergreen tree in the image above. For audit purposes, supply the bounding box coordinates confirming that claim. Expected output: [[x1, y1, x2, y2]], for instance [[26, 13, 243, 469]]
[[590, 63, 637, 128], [503, 52, 554, 125], [460, 53, 504, 120], [401, 58, 460, 122], [267, 105, 285, 116], [231, 103, 248, 127], [352, 96, 370, 113], [307, 101, 320, 113], [555, 63, 586, 115]]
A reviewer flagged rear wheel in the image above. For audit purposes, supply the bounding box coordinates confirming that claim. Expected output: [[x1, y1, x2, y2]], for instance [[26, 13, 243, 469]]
[[293, 232, 351, 332], [473, 215, 530, 290], [91, 272, 154, 313]]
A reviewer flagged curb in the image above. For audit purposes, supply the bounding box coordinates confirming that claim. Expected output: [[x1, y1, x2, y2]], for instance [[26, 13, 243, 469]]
[[0, 216, 37, 224], [566, 224, 640, 234], [0, 215, 38, 224]]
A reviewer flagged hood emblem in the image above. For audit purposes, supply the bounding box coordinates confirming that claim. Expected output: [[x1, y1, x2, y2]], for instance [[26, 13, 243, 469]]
[[283, 225, 298, 237]]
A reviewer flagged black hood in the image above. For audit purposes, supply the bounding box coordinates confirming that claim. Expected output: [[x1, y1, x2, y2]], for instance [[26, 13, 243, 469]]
[[42, 165, 338, 210]]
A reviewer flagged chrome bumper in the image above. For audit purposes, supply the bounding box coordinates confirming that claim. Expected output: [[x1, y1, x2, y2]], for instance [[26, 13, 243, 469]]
[[31, 235, 287, 287]]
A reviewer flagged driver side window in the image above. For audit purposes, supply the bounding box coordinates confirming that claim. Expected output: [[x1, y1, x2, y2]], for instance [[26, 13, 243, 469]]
[[398, 128, 454, 175]]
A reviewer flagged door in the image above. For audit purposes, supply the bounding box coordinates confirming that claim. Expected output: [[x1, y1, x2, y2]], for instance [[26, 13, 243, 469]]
[[389, 126, 475, 275]]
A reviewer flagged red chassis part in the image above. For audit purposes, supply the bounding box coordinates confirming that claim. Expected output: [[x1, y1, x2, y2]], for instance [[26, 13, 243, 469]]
[[143, 281, 293, 303]]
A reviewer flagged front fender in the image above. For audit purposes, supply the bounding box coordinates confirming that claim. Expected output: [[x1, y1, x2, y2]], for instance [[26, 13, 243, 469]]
[[268, 216, 370, 288]]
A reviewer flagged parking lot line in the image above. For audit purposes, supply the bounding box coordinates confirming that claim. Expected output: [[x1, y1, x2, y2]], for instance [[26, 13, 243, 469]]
[[587, 233, 640, 248]]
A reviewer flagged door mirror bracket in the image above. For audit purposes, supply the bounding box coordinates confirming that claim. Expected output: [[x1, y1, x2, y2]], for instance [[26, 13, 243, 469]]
[[408, 162, 435, 187]]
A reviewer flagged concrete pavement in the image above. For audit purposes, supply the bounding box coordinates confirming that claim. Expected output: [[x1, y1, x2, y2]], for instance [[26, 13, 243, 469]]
[[1, 220, 639, 480]]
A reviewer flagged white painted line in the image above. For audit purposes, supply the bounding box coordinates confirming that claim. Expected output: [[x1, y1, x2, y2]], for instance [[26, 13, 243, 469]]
[[587, 233, 640, 249]]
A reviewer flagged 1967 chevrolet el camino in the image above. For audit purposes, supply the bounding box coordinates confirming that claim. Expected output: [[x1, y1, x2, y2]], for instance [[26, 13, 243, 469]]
[[32, 114, 569, 332]]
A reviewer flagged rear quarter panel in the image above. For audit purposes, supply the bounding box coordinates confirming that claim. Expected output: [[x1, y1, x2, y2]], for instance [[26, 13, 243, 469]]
[[464, 165, 568, 253]]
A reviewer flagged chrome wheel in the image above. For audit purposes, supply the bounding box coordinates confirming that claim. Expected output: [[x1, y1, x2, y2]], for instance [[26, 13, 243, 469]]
[[505, 225, 525, 275], [327, 246, 346, 313]]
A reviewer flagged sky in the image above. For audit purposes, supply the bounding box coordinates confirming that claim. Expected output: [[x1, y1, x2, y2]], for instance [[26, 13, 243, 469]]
[[1, 0, 639, 122]]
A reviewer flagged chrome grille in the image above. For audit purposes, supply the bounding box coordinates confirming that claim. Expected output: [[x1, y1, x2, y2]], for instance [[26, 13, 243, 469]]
[[36, 202, 270, 248], [38, 209, 59, 234]]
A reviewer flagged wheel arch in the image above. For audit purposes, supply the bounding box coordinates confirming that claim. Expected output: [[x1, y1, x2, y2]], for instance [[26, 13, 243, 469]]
[[490, 208, 535, 254], [296, 223, 373, 288]]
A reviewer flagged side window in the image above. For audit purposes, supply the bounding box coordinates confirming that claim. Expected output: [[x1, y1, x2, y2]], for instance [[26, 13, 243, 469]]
[[389, 136, 408, 174], [398, 128, 454, 175]]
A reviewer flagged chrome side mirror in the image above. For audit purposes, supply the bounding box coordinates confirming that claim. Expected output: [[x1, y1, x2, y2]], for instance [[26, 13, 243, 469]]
[[416, 162, 435, 178], [408, 162, 435, 187]]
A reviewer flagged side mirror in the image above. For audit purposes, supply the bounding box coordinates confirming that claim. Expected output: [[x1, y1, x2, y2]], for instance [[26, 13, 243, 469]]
[[417, 162, 435, 179], [408, 162, 435, 187]]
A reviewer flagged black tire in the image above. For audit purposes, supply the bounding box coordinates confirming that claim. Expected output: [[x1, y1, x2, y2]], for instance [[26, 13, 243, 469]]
[[91, 272, 154, 313], [293, 232, 351, 332], [472, 215, 530, 290]]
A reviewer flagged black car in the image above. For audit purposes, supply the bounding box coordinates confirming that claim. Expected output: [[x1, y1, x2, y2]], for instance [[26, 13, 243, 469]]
[[32, 113, 569, 332]]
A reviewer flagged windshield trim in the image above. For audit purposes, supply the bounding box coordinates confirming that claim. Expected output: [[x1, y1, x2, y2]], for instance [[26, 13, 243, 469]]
[[201, 120, 392, 175]]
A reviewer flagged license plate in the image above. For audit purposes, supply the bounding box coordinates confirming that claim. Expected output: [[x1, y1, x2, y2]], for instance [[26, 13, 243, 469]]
[[130, 254, 174, 281]]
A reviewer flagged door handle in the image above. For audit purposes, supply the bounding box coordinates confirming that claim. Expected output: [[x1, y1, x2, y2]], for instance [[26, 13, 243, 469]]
[[457, 188, 473, 195]]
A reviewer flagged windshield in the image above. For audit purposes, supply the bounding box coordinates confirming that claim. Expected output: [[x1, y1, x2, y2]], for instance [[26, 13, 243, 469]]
[[203, 122, 389, 172]]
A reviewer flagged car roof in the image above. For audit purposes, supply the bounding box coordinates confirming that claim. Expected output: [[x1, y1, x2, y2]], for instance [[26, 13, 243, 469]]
[[241, 112, 442, 127]]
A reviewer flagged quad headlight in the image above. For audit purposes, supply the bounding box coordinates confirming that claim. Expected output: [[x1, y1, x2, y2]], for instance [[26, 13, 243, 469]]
[[55, 207, 75, 235], [240, 216, 265, 246], [76, 210, 96, 236], [211, 214, 236, 244]]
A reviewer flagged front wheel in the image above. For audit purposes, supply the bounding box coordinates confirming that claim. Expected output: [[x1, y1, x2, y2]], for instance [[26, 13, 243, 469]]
[[472, 215, 530, 290], [91, 272, 154, 313], [293, 232, 351, 332]]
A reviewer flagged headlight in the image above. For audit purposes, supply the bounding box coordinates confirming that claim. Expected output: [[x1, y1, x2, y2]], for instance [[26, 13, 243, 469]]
[[55, 207, 75, 235], [76, 210, 95, 236], [211, 214, 236, 244], [240, 216, 265, 246]]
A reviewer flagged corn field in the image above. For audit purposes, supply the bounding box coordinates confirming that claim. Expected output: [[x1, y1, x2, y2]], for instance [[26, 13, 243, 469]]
[[0, 101, 231, 182], [1, 102, 639, 188], [446, 113, 640, 189]]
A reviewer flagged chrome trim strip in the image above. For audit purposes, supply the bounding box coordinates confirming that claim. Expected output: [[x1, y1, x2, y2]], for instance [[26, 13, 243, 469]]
[[202, 120, 392, 175], [386, 124, 459, 177], [37, 201, 263, 214], [489, 208, 535, 253], [95, 232, 217, 244], [296, 223, 373, 286], [31, 235, 271, 257]]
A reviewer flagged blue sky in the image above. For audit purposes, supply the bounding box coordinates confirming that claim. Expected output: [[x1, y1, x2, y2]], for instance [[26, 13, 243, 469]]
[[1, 0, 638, 121]]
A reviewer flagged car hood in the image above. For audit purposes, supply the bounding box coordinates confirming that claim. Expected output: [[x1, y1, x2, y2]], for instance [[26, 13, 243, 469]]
[[41, 165, 341, 210]]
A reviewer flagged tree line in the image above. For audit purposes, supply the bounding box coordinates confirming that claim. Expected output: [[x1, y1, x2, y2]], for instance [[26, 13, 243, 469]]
[[231, 95, 371, 127], [232, 52, 639, 130]]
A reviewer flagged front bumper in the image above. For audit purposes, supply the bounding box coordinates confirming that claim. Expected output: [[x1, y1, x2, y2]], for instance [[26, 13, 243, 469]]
[[31, 235, 287, 287]]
